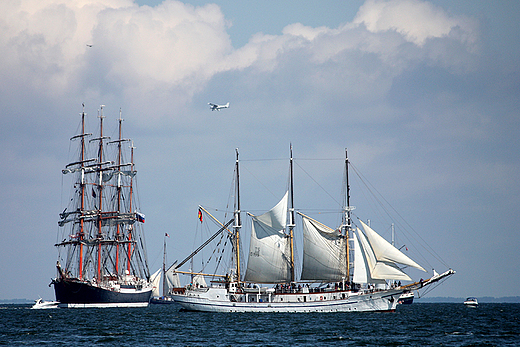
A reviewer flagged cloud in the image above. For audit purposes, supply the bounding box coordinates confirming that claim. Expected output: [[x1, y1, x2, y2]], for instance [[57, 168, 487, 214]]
[[0, 0, 234, 118], [0, 0, 489, 185], [353, 0, 478, 47], [1, 0, 480, 115]]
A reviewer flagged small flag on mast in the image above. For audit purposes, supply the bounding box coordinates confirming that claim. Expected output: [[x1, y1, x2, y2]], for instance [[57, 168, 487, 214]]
[[165, 233, 170, 237], [136, 211, 145, 223], [198, 208, 203, 223]]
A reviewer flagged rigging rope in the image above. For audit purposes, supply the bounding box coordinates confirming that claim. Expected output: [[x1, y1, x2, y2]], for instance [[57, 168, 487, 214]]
[[349, 162, 450, 270]]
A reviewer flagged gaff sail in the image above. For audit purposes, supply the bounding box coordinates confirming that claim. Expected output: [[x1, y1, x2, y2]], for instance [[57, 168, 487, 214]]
[[299, 213, 347, 281]]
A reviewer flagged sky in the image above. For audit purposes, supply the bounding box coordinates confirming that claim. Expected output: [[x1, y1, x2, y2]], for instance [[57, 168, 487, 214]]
[[1, 0, 519, 301]]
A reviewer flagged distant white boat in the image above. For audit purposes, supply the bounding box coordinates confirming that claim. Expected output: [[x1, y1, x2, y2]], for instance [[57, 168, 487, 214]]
[[31, 298, 59, 309], [464, 297, 478, 307], [149, 235, 184, 305]]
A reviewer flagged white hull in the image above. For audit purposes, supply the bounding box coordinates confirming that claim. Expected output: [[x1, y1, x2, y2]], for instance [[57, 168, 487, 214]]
[[31, 298, 59, 309], [464, 297, 478, 307], [172, 287, 403, 313]]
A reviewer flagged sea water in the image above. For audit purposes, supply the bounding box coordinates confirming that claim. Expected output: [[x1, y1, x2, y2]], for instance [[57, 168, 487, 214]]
[[1, 303, 519, 346]]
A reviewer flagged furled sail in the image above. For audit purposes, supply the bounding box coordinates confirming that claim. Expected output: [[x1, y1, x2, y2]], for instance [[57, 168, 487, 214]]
[[299, 213, 347, 281], [358, 220, 426, 272], [244, 192, 291, 283]]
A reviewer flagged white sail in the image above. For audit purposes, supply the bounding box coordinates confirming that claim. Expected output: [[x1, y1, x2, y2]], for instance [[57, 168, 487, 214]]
[[150, 268, 161, 297], [165, 268, 181, 290], [354, 228, 388, 283], [300, 214, 347, 281], [193, 275, 207, 287], [358, 220, 426, 272], [244, 192, 291, 283], [353, 232, 368, 283]]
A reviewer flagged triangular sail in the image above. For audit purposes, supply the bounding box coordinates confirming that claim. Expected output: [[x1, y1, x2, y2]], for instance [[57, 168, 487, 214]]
[[150, 269, 161, 297], [354, 228, 388, 283], [353, 232, 369, 284], [244, 192, 291, 283], [299, 213, 347, 281], [358, 220, 426, 272]]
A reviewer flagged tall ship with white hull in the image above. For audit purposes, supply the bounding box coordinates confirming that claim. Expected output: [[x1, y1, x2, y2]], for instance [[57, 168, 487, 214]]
[[52, 105, 153, 308], [171, 148, 455, 313]]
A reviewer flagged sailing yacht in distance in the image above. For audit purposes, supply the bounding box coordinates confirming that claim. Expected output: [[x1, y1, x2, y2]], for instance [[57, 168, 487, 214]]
[[170, 148, 455, 312], [51, 105, 153, 308], [150, 234, 183, 304]]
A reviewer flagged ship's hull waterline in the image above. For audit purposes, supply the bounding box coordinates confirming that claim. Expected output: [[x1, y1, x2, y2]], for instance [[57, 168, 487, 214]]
[[53, 278, 152, 308], [172, 288, 403, 313]]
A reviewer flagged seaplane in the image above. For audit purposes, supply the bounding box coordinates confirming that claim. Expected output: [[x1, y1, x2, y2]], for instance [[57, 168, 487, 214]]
[[208, 102, 229, 111]]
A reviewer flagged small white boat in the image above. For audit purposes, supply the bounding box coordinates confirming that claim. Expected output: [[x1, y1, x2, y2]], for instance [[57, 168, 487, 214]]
[[464, 297, 478, 307], [31, 298, 59, 309]]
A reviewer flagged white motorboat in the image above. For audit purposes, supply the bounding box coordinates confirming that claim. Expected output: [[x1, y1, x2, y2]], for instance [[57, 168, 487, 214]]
[[464, 297, 478, 307], [31, 298, 59, 309]]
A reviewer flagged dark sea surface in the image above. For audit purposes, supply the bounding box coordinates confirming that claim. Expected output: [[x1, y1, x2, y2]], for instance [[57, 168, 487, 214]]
[[1, 303, 519, 346]]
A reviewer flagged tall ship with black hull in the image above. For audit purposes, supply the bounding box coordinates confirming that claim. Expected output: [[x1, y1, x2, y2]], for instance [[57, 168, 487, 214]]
[[52, 105, 153, 308], [171, 148, 455, 312]]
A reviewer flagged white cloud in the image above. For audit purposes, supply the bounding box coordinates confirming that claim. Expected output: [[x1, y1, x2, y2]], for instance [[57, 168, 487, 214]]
[[0, 0, 481, 125], [353, 0, 478, 47]]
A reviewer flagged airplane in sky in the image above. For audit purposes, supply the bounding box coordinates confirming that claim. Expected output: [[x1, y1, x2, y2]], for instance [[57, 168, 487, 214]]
[[208, 102, 229, 111]]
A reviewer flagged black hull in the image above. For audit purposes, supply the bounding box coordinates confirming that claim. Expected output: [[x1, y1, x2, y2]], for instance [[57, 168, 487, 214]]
[[53, 279, 152, 308]]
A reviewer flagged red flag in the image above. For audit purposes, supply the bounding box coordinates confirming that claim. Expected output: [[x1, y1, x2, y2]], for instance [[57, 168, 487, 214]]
[[198, 209, 203, 223], [165, 233, 170, 238]]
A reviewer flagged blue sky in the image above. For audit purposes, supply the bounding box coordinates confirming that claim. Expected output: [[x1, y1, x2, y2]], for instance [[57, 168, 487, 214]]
[[1, 0, 519, 301]]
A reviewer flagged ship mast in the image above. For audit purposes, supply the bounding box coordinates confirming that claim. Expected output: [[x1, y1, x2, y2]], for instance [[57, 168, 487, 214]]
[[288, 145, 295, 282], [234, 148, 242, 283], [96, 105, 105, 281], [115, 109, 123, 275], [78, 104, 87, 280], [127, 140, 135, 274], [163, 235, 167, 296], [343, 148, 351, 282]]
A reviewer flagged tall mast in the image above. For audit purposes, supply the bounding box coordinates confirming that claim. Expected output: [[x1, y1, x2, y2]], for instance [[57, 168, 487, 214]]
[[78, 104, 86, 280], [115, 109, 123, 275], [344, 148, 351, 281], [288, 144, 295, 282], [96, 105, 105, 281], [127, 140, 135, 274], [163, 236, 167, 296], [234, 148, 241, 282]]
